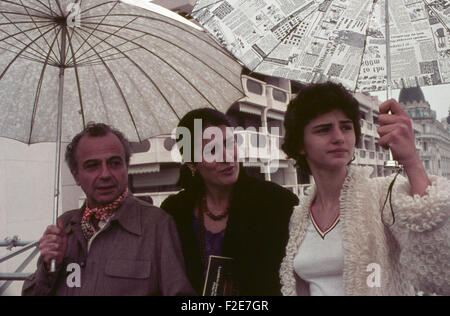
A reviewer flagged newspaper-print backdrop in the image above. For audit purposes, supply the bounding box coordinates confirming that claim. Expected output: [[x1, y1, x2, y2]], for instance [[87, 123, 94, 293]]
[[192, 0, 450, 92]]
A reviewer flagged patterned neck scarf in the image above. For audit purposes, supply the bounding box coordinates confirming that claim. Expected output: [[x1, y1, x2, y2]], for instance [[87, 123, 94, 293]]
[[81, 188, 128, 241]]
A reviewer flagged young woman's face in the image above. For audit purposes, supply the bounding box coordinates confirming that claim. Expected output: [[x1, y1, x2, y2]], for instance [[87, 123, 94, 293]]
[[301, 110, 356, 173], [191, 125, 240, 189]]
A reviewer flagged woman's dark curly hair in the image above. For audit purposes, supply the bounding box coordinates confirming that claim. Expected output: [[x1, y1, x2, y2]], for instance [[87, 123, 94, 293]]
[[176, 108, 244, 195], [282, 82, 361, 174]]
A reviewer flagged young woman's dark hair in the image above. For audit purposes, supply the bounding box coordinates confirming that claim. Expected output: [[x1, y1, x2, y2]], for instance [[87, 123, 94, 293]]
[[282, 82, 361, 174], [175, 108, 243, 193]]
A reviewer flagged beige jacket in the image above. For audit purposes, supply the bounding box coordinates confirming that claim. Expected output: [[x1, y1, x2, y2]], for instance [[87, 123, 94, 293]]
[[280, 166, 449, 296]]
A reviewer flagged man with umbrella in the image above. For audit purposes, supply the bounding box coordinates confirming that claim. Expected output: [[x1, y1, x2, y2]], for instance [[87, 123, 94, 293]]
[[22, 123, 195, 296]]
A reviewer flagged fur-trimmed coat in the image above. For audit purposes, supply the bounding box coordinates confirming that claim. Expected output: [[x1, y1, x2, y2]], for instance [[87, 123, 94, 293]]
[[280, 166, 449, 296]]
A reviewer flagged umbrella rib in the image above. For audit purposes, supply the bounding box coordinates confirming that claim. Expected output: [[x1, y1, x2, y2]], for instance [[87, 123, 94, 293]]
[[0, 11, 51, 20], [64, 25, 80, 65], [190, 0, 224, 16], [0, 26, 58, 62], [80, 24, 222, 111], [354, 0, 378, 93], [67, 0, 120, 63], [0, 0, 54, 18], [251, 8, 319, 75], [421, 0, 450, 32], [53, 0, 66, 16], [0, 23, 59, 64], [18, 0, 61, 63], [123, 71, 164, 134], [1, 8, 57, 63], [0, 39, 57, 65], [74, 25, 179, 124], [29, 27, 62, 143], [76, 0, 118, 15], [82, 21, 243, 94], [84, 12, 239, 67], [0, 24, 58, 80], [71, 30, 146, 66], [66, 27, 86, 128], [71, 27, 142, 141], [71, 45, 142, 67], [66, 16, 139, 66], [33, 0, 60, 17]]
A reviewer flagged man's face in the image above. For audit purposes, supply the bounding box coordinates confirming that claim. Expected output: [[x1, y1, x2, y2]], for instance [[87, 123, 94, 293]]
[[72, 132, 128, 208]]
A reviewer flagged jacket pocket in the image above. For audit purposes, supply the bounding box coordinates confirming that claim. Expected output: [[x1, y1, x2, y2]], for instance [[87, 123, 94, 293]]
[[105, 259, 151, 279]]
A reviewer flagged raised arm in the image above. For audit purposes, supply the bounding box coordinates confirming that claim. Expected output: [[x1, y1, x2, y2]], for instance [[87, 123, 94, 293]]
[[377, 99, 431, 197]]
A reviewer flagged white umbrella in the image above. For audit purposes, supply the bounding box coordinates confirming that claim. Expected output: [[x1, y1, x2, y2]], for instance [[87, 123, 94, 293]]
[[0, 0, 244, 270], [192, 0, 449, 94]]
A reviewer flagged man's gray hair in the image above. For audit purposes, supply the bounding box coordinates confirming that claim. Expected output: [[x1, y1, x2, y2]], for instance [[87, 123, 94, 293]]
[[65, 122, 132, 172]]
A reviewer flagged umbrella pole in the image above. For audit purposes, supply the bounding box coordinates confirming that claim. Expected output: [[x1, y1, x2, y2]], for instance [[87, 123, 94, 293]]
[[384, 0, 392, 101], [50, 26, 68, 273], [384, 0, 399, 168]]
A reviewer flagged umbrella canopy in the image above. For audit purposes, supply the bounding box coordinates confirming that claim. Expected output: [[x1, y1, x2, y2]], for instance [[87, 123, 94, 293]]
[[192, 0, 450, 93], [0, 0, 244, 144]]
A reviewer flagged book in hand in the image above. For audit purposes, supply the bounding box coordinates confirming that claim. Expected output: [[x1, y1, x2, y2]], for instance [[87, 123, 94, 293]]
[[202, 255, 238, 296]]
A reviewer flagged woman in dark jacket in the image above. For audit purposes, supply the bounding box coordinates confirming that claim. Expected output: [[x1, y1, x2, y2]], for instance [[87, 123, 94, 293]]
[[161, 108, 298, 296]]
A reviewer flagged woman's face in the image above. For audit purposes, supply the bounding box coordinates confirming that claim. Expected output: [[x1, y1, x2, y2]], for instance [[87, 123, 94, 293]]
[[301, 109, 356, 173], [190, 125, 240, 189]]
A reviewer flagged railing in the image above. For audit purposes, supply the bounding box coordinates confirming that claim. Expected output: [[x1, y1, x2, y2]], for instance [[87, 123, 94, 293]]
[[234, 130, 287, 162], [283, 184, 312, 199], [0, 236, 39, 295]]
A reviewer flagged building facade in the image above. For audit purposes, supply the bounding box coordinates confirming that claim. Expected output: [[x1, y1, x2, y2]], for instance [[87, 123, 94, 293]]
[[399, 87, 450, 179]]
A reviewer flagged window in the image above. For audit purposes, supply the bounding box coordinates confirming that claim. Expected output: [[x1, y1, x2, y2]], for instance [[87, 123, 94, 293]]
[[360, 111, 366, 120], [130, 140, 150, 153], [163, 137, 176, 151], [246, 79, 263, 95], [272, 88, 287, 103]]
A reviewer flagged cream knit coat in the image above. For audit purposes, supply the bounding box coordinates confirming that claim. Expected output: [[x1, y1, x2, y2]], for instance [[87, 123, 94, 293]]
[[280, 166, 449, 296]]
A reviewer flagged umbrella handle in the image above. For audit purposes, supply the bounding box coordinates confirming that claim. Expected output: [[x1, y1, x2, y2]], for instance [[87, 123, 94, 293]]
[[383, 0, 399, 169], [50, 260, 57, 273]]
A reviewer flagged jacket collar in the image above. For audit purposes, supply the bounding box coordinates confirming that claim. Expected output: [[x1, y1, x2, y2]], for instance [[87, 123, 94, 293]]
[[112, 196, 142, 236]]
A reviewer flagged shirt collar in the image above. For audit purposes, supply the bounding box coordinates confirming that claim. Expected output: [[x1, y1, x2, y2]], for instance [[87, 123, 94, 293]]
[[66, 195, 142, 236]]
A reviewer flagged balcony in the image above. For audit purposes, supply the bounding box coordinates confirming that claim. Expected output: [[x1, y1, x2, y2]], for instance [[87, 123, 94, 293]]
[[235, 130, 287, 163], [360, 120, 376, 137], [241, 75, 290, 111], [356, 149, 378, 165], [130, 135, 181, 170], [241, 75, 267, 106], [266, 84, 290, 112]]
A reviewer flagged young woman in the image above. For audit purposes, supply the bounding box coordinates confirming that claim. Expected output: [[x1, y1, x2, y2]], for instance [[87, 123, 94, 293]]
[[161, 108, 298, 295], [280, 82, 449, 296]]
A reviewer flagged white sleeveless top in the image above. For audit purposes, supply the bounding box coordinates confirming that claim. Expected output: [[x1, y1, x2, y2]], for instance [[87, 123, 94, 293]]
[[293, 218, 345, 296]]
